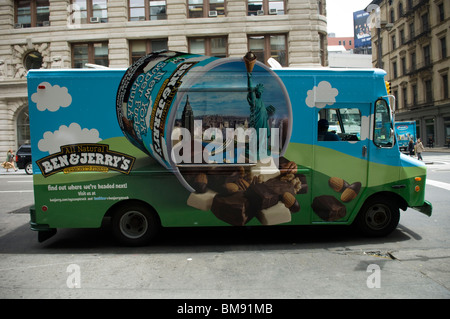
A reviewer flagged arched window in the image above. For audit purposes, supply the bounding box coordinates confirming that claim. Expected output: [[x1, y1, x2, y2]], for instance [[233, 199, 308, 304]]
[[17, 106, 30, 146], [23, 50, 43, 70], [390, 9, 395, 23]]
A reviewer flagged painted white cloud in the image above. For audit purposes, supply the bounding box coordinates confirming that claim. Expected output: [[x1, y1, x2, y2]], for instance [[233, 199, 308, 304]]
[[305, 81, 339, 108], [31, 82, 72, 112], [38, 123, 101, 154]]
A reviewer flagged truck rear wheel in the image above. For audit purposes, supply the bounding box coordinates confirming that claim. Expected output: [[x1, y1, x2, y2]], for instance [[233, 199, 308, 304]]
[[354, 197, 400, 237], [111, 203, 160, 246]]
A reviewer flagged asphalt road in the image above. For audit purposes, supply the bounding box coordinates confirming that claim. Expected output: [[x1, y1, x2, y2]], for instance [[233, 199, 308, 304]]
[[0, 152, 449, 301]]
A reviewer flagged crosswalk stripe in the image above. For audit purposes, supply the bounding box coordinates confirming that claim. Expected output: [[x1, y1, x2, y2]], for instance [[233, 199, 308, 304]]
[[427, 179, 450, 191]]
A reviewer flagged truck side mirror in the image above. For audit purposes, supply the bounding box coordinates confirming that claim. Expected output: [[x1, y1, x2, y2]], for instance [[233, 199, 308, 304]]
[[373, 99, 394, 148]]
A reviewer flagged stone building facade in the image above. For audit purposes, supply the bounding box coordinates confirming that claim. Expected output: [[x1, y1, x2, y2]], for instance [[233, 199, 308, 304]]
[[370, 0, 450, 147], [0, 0, 328, 155]]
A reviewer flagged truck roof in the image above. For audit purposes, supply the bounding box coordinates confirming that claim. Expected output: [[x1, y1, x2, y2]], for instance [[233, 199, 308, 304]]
[[273, 67, 386, 75], [27, 67, 386, 76]]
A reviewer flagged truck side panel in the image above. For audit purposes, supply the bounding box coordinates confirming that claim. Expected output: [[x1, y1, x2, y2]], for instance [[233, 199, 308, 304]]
[[27, 62, 429, 234]]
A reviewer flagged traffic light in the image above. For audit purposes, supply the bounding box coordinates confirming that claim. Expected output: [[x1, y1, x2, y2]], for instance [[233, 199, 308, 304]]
[[385, 81, 391, 94]]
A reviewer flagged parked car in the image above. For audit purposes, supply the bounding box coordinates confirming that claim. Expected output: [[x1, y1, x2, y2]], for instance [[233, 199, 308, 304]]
[[15, 144, 32, 174]]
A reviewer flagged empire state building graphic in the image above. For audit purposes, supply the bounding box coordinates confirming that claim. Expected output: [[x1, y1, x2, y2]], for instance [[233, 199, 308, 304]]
[[181, 95, 194, 137]]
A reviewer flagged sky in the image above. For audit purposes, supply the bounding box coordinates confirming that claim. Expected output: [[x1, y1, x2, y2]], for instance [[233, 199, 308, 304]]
[[326, 0, 374, 37]]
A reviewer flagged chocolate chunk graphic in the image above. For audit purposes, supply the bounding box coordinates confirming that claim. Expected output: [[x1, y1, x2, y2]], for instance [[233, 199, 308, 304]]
[[296, 173, 308, 194], [311, 195, 346, 221], [245, 183, 279, 211], [206, 166, 242, 193], [211, 191, 253, 226], [264, 177, 296, 197]]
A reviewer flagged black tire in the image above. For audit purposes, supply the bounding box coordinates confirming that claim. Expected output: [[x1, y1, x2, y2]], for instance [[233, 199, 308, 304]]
[[25, 162, 33, 175], [354, 197, 400, 237], [111, 203, 160, 246]]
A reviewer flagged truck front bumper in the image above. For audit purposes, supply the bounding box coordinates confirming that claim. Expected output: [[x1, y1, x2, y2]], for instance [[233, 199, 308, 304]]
[[411, 200, 432, 217]]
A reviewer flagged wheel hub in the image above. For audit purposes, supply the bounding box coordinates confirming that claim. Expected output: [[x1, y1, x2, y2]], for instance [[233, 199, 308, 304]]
[[366, 204, 391, 230], [119, 211, 148, 239]]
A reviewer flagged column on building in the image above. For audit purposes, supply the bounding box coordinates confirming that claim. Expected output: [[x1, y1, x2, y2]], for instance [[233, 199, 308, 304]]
[[287, 0, 327, 66], [108, 0, 129, 67], [168, 0, 188, 52], [226, 0, 247, 58]]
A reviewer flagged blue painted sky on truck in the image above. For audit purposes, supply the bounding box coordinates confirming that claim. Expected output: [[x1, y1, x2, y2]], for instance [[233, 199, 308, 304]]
[[28, 70, 125, 159], [175, 61, 290, 120]]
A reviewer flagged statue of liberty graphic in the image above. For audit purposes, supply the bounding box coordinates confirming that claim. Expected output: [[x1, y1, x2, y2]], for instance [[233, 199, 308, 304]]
[[244, 52, 276, 159]]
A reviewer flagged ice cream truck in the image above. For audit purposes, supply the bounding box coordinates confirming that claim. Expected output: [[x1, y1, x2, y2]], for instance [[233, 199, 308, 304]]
[[27, 51, 432, 246], [395, 121, 417, 153]]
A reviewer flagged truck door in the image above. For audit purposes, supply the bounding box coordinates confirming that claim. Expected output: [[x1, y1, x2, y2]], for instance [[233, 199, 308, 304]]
[[311, 105, 370, 223]]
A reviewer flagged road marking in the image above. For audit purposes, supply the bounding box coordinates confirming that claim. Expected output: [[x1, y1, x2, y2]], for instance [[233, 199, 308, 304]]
[[7, 180, 33, 183], [427, 179, 450, 191], [0, 190, 33, 193]]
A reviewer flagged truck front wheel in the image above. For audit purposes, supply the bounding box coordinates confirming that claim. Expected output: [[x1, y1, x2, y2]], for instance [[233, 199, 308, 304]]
[[354, 197, 400, 237], [111, 203, 160, 246]]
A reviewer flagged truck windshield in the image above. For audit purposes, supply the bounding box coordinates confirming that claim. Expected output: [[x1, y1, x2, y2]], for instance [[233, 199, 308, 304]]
[[374, 99, 394, 148]]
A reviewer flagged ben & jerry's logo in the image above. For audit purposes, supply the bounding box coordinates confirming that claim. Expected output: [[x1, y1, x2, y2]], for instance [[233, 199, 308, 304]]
[[36, 143, 135, 177]]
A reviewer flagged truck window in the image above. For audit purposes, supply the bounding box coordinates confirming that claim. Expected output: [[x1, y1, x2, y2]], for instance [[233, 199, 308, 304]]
[[374, 99, 394, 148], [318, 108, 361, 141]]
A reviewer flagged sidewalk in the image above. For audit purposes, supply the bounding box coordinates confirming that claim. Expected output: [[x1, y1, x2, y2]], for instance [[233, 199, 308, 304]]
[[423, 146, 450, 153], [0, 168, 26, 175]]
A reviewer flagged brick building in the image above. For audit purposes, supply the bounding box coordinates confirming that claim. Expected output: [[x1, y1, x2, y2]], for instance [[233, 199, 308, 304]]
[[370, 0, 449, 147]]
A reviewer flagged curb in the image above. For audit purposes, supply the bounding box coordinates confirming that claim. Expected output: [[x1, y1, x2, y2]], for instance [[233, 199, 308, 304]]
[[0, 168, 27, 175], [423, 147, 450, 153]]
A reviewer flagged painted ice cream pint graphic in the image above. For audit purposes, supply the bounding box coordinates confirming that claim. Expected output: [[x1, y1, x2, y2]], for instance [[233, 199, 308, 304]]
[[116, 51, 293, 193]]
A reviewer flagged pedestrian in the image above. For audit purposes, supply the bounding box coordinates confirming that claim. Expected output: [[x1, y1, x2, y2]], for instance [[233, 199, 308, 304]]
[[2, 149, 18, 172], [415, 138, 424, 161], [408, 138, 415, 157]]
